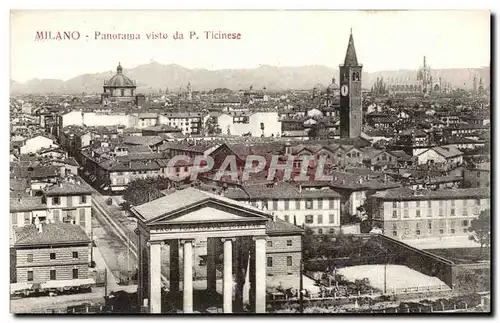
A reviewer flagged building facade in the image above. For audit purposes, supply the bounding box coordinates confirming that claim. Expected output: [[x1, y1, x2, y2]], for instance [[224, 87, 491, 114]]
[[368, 187, 490, 240]]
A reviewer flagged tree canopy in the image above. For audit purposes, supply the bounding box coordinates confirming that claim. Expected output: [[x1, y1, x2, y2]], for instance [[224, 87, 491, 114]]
[[122, 177, 172, 206], [468, 209, 491, 255]]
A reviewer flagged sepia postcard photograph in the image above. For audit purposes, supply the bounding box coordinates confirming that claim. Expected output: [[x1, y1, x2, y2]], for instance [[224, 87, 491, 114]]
[[8, 7, 492, 315]]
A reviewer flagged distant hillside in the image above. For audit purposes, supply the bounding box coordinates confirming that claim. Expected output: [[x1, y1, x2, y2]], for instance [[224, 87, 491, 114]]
[[10, 62, 490, 94]]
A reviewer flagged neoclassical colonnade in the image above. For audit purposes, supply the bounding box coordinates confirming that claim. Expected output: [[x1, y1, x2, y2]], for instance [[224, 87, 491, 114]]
[[131, 189, 271, 313]]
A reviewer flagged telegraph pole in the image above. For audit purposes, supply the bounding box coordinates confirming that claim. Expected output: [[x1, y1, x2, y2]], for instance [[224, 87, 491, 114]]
[[384, 252, 387, 294]]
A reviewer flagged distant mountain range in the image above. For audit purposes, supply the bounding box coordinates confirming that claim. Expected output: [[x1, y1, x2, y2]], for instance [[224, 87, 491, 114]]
[[10, 61, 490, 94]]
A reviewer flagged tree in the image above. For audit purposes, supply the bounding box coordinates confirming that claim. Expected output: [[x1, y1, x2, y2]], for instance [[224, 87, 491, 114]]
[[468, 209, 491, 256], [122, 177, 170, 206], [308, 124, 318, 140]]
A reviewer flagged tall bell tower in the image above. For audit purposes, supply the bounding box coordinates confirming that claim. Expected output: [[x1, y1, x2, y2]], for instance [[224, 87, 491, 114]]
[[339, 29, 363, 139]]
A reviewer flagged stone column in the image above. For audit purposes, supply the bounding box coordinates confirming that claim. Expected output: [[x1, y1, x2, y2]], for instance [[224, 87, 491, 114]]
[[169, 239, 180, 294], [222, 238, 235, 313], [206, 237, 217, 295], [134, 228, 142, 308], [181, 239, 194, 313], [253, 236, 267, 313], [149, 241, 163, 314]]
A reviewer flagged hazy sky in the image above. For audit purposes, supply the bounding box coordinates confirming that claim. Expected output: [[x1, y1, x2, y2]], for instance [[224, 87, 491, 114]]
[[10, 10, 490, 82]]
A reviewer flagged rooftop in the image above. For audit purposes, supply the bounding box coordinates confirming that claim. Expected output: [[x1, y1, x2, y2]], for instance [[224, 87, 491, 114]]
[[14, 222, 91, 247]]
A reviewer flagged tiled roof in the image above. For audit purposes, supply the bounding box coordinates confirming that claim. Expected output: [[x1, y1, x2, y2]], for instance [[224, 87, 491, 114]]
[[266, 218, 304, 235], [225, 182, 341, 200], [431, 145, 463, 158], [123, 136, 164, 146], [370, 187, 490, 201], [10, 196, 46, 212], [43, 182, 91, 196], [11, 165, 61, 179], [14, 223, 90, 247]]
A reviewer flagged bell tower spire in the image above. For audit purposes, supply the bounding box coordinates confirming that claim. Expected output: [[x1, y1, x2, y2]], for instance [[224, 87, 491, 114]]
[[344, 29, 359, 66]]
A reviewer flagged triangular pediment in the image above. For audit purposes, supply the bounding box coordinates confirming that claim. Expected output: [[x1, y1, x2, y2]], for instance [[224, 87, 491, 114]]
[[154, 205, 259, 224]]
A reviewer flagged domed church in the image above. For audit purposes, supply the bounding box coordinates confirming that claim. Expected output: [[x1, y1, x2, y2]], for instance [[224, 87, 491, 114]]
[[101, 63, 144, 105]]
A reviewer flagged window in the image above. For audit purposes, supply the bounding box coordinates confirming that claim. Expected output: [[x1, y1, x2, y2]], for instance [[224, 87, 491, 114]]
[[403, 202, 409, 208], [463, 208, 468, 216], [267, 241, 273, 248], [27, 254, 33, 262], [392, 210, 397, 218], [450, 209, 455, 216], [329, 214, 335, 224], [24, 212, 31, 225], [427, 201, 432, 208], [439, 200, 444, 206], [329, 199, 335, 209], [392, 231, 398, 237], [272, 199, 278, 210], [284, 215, 290, 223], [287, 240, 293, 246], [451, 228, 455, 234], [50, 253, 56, 260], [392, 223, 397, 230], [451, 200, 455, 207], [305, 199, 313, 210], [439, 229, 444, 235], [318, 199, 323, 209], [416, 230, 421, 235], [477, 172, 481, 178], [79, 209, 86, 226], [72, 269, 79, 279], [80, 195, 87, 204], [50, 270, 56, 280], [476, 199, 481, 206], [284, 200, 289, 210], [462, 220, 469, 227], [392, 201, 397, 208], [305, 215, 314, 224], [295, 200, 301, 210], [416, 201, 420, 208], [287, 256, 293, 266], [428, 222, 432, 229], [318, 229, 323, 234], [267, 257, 273, 267], [317, 214, 323, 224], [73, 252, 78, 259], [27, 271, 34, 282], [184, 166, 188, 172], [52, 197, 60, 205], [403, 209, 409, 218]]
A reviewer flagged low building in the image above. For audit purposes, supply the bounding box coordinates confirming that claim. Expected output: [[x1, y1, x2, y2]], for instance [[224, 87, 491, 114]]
[[463, 162, 490, 188], [11, 222, 91, 285], [225, 182, 342, 235], [368, 187, 490, 240]]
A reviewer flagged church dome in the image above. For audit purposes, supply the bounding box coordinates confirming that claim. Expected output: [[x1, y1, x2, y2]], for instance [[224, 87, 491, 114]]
[[327, 78, 339, 92], [105, 63, 135, 87]]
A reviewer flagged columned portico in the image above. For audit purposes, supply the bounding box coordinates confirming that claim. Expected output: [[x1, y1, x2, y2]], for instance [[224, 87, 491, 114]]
[[149, 241, 163, 313], [222, 237, 235, 313], [181, 239, 194, 313], [131, 188, 270, 314]]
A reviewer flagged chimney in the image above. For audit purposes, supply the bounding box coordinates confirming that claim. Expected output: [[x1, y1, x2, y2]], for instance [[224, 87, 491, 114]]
[[59, 182, 63, 188], [272, 212, 277, 222], [298, 184, 302, 193], [37, 222, 43, 233]]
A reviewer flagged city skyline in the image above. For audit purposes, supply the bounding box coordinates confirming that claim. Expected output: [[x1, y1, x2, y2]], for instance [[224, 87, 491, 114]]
[[10, 10, 490, 82]]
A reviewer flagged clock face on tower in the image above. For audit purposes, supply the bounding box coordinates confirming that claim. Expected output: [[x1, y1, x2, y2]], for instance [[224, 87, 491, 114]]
[[341, 84, 349, 97]]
